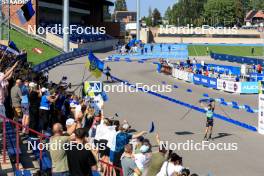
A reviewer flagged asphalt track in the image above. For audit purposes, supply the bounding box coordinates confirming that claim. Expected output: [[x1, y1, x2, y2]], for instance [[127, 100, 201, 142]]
[[49, 52, 264, 176]]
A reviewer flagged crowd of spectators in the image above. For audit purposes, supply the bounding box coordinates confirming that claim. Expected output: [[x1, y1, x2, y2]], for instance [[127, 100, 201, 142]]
[[162, 57, 264, 82], [0, 49, 200, 176]]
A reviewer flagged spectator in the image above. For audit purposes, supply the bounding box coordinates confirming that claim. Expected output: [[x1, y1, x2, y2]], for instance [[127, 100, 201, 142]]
[[186, 58, 191, 67], [192, 58, 197, 65], [113, 122, 147, 168], [28, 82, 41, 137], [150, 43, 154, 53], [39, 88, 58, 133], [0, 61, 18, 129], [144, 47, 148, 53], [181, 168, 191, 176], [49, 123, 70, 176], [157, 153, 184, 176], [21, 80, 30, 134], [134, 145, 150, 172], [121, 144, 141, 176], [11, 79, 23, 122], [145, 135, 167, 176], [257, 64, 262, 74], [66, 128, 97, 176]]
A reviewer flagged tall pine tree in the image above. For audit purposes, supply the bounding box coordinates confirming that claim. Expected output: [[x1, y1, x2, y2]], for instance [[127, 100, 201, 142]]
[[114, 0, 128, 11]]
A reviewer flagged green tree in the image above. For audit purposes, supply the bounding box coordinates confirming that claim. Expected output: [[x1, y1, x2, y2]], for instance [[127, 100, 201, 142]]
[[152, 8, 161, 26], [164, 6, 171, 21], [203, 0, 239, 27], [114, 0, 127, 11], [168, 0, 207, 26]]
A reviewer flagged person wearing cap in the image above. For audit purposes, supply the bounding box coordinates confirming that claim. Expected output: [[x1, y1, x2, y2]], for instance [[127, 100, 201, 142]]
[[134, 145, 150, 172], [39, 87, 59, 133]]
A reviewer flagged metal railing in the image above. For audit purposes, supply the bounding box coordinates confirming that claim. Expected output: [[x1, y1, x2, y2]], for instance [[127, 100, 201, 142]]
[[0, 115, 123, 175]]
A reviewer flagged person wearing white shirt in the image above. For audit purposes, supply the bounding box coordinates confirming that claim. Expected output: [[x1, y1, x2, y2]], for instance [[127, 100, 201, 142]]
[[157, 153, 184, 176], [134, 145, 150, 171]]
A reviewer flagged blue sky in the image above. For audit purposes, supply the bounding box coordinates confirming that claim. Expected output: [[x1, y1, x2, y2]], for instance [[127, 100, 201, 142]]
[[110, 0, 177, 17]]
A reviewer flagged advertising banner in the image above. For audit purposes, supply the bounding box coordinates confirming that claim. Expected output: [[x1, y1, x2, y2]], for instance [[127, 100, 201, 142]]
[[241, 82, 259, 94], [193, 74, 217, 89], [196, 63, 241, 75], [172, 69, 193, 82], [217, 79, 241, 93]]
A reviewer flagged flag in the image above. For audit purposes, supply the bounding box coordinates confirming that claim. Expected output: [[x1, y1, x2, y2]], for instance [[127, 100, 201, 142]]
[[100, 91, 109, 102], [86, 51, 104, 78], [8, 41, 19, 52], [149, 121, 155, 133], [16, 0, 35, 25]]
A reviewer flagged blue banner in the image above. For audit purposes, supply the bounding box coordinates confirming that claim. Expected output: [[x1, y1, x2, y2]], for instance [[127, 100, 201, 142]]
[[241, 82, 259, 94], [196, 63, 241, 75], [211, 52, 264, 66], [33, 49, 89, 72], [250, 73, 264, 81], [193, 74, 217, 89]]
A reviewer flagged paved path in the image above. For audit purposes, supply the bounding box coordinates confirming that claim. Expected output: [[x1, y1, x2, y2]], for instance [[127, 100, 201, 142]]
[[49, 52, 264, 176]]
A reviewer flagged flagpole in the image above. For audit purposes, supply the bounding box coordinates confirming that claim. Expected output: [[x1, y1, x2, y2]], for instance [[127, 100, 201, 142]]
[[0, 2, 2, 40], [8, 0, 10, 41], [63, 0, 69, 52], [136, 0, 140, 40]]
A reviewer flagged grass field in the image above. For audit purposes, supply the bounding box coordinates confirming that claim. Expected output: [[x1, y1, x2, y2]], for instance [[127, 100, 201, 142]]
[[188, 45, 264, 57], [9, 29, 61, 65]]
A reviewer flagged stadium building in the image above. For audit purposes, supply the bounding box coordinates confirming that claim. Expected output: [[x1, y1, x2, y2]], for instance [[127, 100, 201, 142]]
[[1, 0, 120, 51]]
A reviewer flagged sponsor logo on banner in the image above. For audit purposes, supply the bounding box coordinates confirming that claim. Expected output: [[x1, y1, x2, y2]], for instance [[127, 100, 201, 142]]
[[193, 74, 217, 89], [172, 69, 193, 82], [241, 82, 259, 94], [217, 79, 241, 93]]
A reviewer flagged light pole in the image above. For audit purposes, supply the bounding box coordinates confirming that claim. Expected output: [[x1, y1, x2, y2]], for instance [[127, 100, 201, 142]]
[[63, 0, 69, 52], [136, 0, 140, 40]]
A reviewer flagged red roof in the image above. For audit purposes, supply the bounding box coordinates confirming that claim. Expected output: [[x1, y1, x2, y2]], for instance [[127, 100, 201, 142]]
[[254, 11, 264, 18]]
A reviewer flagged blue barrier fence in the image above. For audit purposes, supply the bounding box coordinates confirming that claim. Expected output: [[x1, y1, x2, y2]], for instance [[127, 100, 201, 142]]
[[193, 74, 218, 89], [33, 49, 90, 72], [210, 52, 264, 65], [196, 63, 241, 75]]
